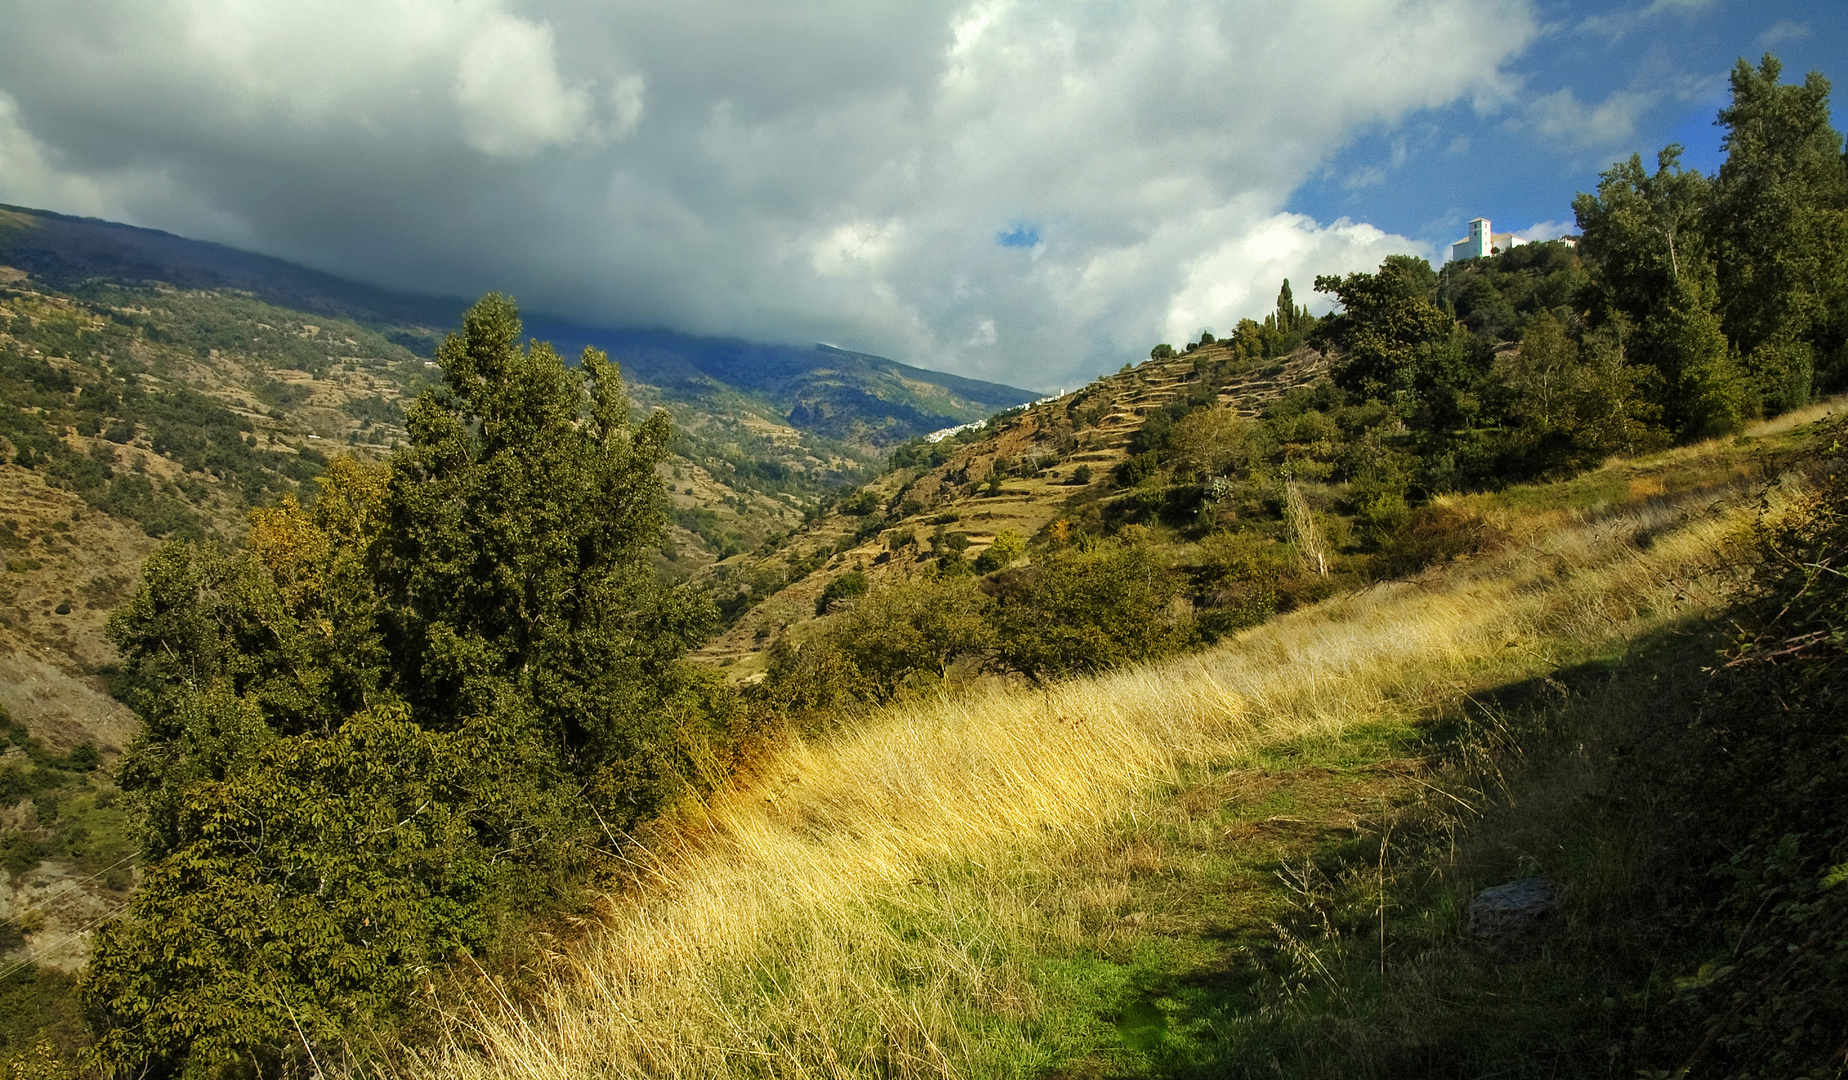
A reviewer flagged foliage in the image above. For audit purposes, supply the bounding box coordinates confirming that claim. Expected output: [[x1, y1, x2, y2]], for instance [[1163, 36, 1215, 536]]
[[815, 570, 869, 615], [991, 534, 1190, 682], [1572, 57, 1848, 435], [1311, 261, 1457, 410], [0, 707, 128, 892], [827, 576, 994, 700], [973, 530, 1024, 573], [761, 575, 994, 711], [83, 295, 729, 1075], [1709, 55, 1848, 394], [0, 284, 426, 540], [1626, 438, 1848, 1076]]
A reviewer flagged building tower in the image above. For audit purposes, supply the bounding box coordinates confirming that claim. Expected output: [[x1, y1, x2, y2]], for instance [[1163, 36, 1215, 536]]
[[1450, 217, 1491, 262]]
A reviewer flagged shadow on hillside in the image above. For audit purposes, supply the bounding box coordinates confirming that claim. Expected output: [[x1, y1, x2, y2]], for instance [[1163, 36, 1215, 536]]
[[1116, 621, 1733, 1080]]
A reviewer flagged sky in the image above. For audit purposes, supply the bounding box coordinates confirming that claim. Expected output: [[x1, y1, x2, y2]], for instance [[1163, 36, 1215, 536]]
[[0, 0, 1841, 393]]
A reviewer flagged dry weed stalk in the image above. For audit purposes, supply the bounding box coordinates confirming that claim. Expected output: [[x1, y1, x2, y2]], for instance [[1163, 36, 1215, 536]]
[[1284, 480, 1328, 576]]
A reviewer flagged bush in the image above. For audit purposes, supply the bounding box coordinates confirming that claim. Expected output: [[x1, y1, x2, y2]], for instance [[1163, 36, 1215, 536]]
[[1618, 438, 1848, 1074], [814, 571, 869, 615], [973, 531, 1024, 574], [767, 577, 994, 707], [1112, 451, 1160, 488], [993, 536, 1189, 681], [1369, 503, 1507, 579]]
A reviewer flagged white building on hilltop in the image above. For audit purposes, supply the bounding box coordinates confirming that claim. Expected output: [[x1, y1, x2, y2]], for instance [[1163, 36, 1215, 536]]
[[1448, 217, 1528, 262]]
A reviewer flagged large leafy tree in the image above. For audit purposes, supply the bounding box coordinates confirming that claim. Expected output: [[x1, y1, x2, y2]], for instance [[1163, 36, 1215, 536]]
[[85, 296, 723, 1075], [1311, 258, 1485, 440], [1574, 146, 1756, 437], [1574, 145, 1714, 327], [1708, 55, 1848, 402], [374, 295, 718, 800]]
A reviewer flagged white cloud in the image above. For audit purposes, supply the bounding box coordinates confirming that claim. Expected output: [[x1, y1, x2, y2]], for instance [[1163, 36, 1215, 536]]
[[1577, 0, 1716, 42], [606, 74, 646, 141], [1518, 218, 1577, 241], [0, 0, 1541, 391], [1344, 166, 1389, 190], [1527, 87, 1659, 151], [1759, 20, 1810, 48], [455, 14, 594, 156], [1161, 213, 1429, 340]]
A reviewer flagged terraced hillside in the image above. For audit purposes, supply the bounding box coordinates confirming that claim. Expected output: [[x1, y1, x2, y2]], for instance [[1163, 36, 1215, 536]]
[[693, 341, 1330, 671], [0, 279, 433, 992]]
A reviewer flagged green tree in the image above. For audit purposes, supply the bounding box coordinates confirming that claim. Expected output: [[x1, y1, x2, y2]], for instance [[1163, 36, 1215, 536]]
[[1497, 310, 1578, 431], [993, 535, 1188, 682], [1574, 145, 1714, 327], [1573, 146, 1747, 439], [377, 295, 717, 795], [1559, 321, 1668, 462], [1311, 259, 1458, 411], [823, 576, 994, 701], [85, 295, 723, 1074], [1709, 55, 1848, 398], [1165, 406, 1255, 481], [1661, 273, 1755, 439]]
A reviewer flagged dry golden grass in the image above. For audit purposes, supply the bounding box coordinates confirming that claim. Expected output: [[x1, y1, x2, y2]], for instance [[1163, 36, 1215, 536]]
[[418, 421, 1822, 1080]]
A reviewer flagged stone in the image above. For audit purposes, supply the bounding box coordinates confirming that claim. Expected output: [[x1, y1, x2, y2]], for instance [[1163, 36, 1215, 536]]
[[1467, 877, 1558, 938]]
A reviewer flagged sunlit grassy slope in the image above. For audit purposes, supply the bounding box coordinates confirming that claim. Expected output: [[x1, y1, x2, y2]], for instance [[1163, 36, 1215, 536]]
[[421, 405, 1838, 1080]]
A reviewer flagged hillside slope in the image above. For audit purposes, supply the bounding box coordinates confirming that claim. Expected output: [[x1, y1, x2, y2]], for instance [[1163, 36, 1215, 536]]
[[0, 210, 1027, 994], [693, 339, 1330, 670], [426, 400, 1845, 1080], [0, 204, 1035, 454]]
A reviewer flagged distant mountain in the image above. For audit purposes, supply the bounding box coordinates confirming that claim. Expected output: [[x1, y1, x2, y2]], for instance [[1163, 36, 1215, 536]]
[[0, 203, 457, 328], [0, 204, 1035, 448], [527, 320, 1033, 446]]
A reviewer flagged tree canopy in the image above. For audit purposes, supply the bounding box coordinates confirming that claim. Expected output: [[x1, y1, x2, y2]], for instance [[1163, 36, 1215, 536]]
[[84, 295, 726, 1076]]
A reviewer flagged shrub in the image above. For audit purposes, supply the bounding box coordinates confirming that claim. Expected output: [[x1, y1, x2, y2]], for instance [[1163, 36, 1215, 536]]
[[1620, 438, 1848, 1074], [769, 577, 994, 706], [973, 531, 1024, 574], [993, 535, 1189, 681], [1369, 503, 1508, 579], [1112, 451, 1160, 488], [814, 571, 869, 615]]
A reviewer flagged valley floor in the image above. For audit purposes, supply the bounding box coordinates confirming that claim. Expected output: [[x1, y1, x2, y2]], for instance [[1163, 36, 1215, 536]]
[[418, 404, 1843, 1078]]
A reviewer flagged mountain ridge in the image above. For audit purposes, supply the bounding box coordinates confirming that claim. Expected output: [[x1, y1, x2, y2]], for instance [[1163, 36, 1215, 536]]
[[0, 203, 1037, 449]]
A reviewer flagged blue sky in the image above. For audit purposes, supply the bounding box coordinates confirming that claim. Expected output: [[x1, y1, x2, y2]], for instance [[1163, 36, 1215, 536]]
[[1292, 0, 1846, 253], [0, 1, 1841, 391]]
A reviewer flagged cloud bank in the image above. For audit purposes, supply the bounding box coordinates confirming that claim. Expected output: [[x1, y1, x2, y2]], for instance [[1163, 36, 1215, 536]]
[[0, 0, 1538, 389]]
